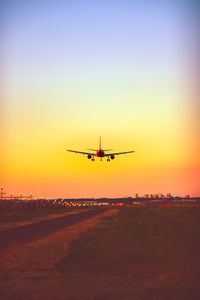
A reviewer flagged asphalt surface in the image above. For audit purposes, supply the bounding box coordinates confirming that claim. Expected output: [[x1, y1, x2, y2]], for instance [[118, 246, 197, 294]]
[[0, 208, 108, 254]]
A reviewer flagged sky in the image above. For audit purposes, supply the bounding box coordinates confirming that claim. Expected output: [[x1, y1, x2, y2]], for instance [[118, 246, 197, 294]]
[[1, 0, 199, 198]]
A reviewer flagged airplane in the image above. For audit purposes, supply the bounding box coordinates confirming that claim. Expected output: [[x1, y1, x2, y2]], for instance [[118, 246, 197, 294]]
[[66, 137, 135, 161]]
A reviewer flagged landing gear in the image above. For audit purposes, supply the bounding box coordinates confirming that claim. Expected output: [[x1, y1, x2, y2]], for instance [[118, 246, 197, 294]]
[[91, 156, 95, 161], [107, 156, 110, 162]]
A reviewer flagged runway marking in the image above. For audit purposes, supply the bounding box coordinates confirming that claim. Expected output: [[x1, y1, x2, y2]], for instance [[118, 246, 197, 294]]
[[0, 208, 115, 254], [0, 209, 119, 282], [0, 208, 89, 231]]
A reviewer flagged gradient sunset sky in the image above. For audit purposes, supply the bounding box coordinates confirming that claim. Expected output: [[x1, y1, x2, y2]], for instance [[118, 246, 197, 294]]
[[1, 0, 199, 198]]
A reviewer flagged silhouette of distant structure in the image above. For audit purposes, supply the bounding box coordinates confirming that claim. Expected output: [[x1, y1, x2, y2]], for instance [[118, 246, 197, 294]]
[[133, 193, 139, 198], [0, 187, 6, 199], [0, 187, 33, 200]]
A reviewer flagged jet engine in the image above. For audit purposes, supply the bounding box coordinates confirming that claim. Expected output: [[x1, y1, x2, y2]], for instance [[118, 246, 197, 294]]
[[87, 154, 91, 159], [111, 155, 115, 159]]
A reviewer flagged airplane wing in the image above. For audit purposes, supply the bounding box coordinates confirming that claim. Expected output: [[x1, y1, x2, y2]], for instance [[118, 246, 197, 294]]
[[104, 151, 135, 156], [66, 149, 96, 156]]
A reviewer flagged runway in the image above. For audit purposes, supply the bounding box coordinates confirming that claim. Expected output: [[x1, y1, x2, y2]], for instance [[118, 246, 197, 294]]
[[0, 208, 108, 254]]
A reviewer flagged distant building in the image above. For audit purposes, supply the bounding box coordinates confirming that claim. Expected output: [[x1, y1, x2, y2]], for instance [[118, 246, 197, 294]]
[[166, 193, 172, 198], [157, 193, 164, 198], [145, 194, 153, 198], [185, 195, 190, 198], [133, 193, 139, 198]]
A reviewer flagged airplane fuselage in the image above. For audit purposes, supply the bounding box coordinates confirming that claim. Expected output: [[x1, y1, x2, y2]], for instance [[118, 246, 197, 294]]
[[96, 148, 105, 157]]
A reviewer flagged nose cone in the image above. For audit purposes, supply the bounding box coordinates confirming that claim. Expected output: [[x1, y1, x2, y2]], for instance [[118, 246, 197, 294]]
[[96, 149, 104, 157]]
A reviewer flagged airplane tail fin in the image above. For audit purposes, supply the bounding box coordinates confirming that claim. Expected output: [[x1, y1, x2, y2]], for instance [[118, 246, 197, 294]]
[[99, 136, 101, 149]]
